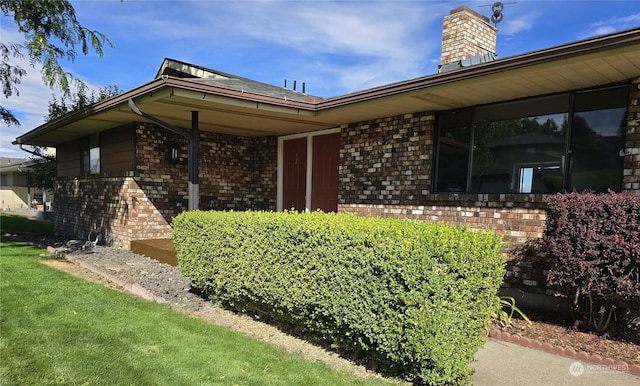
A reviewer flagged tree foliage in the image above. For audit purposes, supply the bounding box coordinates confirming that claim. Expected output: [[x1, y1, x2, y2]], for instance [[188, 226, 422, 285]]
[[0, 0, 113, 126], [47, 84, 122, 120]]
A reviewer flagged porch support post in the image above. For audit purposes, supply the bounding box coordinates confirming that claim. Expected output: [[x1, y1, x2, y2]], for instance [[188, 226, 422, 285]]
[[128, 99, 200, 211], [188, 111, 200, 211]]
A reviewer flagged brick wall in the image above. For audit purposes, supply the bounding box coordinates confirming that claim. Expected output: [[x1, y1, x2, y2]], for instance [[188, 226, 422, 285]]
[[54, 123, 277, 248], [338, 112, 548, 246], [341, 197, 547, 245], [337, 112, 551, 296], [199, 132, 277, 211], [624, 77, 640, 194], [338, 79, 640, 295], [135, 122, 276, 213], [441, 6, 497, 65], [54, 172, 167, 248], [52, 78, 639, 294], [339, 113, 433, 207]]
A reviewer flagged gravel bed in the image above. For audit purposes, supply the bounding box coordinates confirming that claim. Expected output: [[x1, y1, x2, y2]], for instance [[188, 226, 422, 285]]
[[68, 246, 207, 313]]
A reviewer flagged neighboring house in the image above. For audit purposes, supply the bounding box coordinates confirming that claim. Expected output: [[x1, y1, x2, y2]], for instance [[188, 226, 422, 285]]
[[0, 157, 54, 214], [13, 6, 640, 256]]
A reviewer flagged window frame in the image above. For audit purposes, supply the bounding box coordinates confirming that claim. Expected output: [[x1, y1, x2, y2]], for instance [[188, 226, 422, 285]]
[[82, 133, 101, 175], [433, 84, 629, 194]]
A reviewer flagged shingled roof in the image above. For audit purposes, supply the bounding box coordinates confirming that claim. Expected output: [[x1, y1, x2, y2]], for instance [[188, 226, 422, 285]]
[[156, 58, 319, 103]]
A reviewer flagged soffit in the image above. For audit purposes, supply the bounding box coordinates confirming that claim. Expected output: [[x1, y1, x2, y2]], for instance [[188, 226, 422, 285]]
[[314, 43, 640, 123], [18, 84, 331, 146]]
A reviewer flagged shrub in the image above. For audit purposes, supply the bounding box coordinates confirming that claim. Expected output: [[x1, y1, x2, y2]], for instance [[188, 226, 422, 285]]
[[542, 192, 640, 331], [172, 211, 504, 385]]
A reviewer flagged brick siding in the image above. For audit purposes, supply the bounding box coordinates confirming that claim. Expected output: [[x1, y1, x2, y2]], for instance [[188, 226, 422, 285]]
[[625, 77, 640, 194], [338, 112, 548, 245], [338, 78, 640, 295], [54, 123, 277, 248], [441, 6, 497, 65], [53, 77, 639, 296]]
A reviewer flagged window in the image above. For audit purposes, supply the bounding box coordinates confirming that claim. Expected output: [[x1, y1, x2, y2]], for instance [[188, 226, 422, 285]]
[[434, 109, 472, 192], [82, 134, 100, 174], [434, 85, 628, 194], [471, 94, 568, 194], [569, 87, 628, 192]]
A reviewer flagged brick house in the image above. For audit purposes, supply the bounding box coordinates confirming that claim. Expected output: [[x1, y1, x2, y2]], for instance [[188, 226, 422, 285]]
[[14, 6, 640, 266]]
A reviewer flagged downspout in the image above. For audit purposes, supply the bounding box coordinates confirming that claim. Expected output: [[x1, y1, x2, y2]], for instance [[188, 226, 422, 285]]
[[27, 170, 31, 211], [128, 99, 200, 211]]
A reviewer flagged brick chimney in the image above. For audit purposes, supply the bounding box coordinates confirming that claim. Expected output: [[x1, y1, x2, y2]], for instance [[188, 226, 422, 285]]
[[440, 6, 497, 66]]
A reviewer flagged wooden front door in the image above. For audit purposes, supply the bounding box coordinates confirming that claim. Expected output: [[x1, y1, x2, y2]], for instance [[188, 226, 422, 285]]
[[282, 137, 307, 211], [311, 133, 340, 212]]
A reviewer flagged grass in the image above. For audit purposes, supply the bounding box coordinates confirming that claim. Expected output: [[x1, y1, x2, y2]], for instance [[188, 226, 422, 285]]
[[0, 213, 54, 235], [0, 215, 393, 385]]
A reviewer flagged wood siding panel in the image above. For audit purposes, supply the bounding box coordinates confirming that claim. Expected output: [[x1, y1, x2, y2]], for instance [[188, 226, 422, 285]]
[[101, 125, 135, 173], [57, 140, 81, 177], [311, 133, 340, 212], [282, 137, 307, 211]]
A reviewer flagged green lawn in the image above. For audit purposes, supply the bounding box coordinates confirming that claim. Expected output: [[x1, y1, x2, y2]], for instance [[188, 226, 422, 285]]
[[0, 213, 54, 235], [0, 215, 394, 385]]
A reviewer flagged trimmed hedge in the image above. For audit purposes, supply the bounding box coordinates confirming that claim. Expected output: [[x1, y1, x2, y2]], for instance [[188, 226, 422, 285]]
[[543, 192, 640, 331], [172, 211, 505, 385]]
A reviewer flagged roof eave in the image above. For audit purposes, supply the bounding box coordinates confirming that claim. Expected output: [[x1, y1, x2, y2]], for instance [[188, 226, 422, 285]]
[[317, 26, 640, 109], [13, 76, 320, 146]]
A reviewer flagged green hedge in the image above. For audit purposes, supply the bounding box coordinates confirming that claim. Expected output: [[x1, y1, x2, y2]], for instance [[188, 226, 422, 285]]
[[172, 211, 504, 385]]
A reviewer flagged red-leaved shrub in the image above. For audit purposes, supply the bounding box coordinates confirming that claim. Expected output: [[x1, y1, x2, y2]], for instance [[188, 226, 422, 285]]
[[543, 191, 640, 331]]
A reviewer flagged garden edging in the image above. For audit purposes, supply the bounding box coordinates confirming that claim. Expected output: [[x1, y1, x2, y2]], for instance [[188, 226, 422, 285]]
[[488, 328, 640, 376]]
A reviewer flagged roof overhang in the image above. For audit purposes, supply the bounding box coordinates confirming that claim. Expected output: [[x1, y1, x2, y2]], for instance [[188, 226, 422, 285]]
[[14, 27, 640, 147], [0, 158, 44, 172]]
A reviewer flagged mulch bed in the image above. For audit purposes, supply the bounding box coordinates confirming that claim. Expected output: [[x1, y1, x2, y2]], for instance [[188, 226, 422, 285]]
[[492, 309, 640, 368]]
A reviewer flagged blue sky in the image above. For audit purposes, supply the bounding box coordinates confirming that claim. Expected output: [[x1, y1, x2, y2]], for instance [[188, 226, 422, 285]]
[[2, 0, 640, 157]]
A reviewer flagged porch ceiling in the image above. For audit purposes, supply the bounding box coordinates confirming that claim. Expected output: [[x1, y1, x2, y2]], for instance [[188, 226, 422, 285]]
[[13, 27, 640, 147]]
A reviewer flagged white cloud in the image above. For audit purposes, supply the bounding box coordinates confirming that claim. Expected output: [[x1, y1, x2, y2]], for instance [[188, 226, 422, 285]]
[[0, 27, 51, 156], [584, 12, 640, 38], [500, 12, 540, 35], [69, 0, 450, 95], [217, 1, 447, 92]]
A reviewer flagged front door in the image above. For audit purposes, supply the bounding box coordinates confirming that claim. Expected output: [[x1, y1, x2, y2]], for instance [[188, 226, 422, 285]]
[[311, 132, 340, 212], [281, 131, 340, 212], [282, 137, 307, 211]]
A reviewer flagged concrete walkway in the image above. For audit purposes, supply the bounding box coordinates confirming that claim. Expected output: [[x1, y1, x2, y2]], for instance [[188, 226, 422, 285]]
[[473, 338, 640, 385]]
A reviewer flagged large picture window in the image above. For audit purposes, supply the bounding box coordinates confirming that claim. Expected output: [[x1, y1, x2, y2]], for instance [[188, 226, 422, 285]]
[[434, 85, 628, 193], [569, 87, 628, 192], [434, 109, 472, 192]]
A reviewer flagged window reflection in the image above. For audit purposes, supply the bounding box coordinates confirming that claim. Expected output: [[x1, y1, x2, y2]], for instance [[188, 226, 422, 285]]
[[569, 108, 626, 192], [471, 114, 566, 193], [83, 134, 100, 174], [434, 84, 629, 194], [435, 110, 472, 192]]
